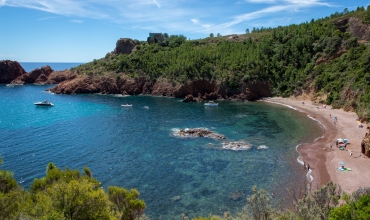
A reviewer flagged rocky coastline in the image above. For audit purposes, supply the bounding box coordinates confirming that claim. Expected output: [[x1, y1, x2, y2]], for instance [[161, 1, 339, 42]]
[[0, 60, 271, 101], [0, 60, 77, 85]]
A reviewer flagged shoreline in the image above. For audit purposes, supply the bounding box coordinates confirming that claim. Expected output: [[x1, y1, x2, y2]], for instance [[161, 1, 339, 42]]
[[263, 97, 370, 193]]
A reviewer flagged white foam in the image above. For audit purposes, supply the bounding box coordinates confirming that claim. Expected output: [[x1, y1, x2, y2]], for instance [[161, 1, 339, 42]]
[[222, 141, 252, 151], [257, 145, 268, 150], [263, 100, 327, 187]]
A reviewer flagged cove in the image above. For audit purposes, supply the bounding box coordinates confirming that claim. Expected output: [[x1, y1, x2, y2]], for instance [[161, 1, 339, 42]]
[[0, 85, 322, 219]]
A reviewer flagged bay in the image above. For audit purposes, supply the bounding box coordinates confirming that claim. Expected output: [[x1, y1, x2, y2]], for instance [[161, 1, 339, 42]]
[[0, 84, 322, 219]]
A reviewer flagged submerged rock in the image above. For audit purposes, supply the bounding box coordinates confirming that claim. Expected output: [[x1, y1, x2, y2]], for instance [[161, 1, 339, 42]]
[[222, 142, 251, 150], [229, 191, 244, 201], [257, 145, 268, 150], [171, 196, 181, 202], [177, 128, 226, 139]]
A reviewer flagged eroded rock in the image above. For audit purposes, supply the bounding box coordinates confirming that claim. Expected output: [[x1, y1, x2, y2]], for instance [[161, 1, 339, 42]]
[[0, 60, 26, 83], [177, 128, 226, 139]]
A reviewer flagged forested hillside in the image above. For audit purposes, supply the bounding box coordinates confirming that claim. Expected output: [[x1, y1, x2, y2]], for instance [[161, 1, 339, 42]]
[[72, 6, 370, 120]]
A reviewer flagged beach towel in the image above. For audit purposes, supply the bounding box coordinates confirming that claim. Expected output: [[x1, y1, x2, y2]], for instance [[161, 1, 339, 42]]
[[338, 167, 352, 171]]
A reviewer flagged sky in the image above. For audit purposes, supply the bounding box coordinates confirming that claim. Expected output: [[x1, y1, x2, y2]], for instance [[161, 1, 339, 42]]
[[0, 0, 369, 62]]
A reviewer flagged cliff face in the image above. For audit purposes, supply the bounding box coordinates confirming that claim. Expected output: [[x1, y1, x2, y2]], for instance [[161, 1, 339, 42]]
[[50, 75, 271, 101], [0, 60, 27, 83], [334, 17, 370, 41]]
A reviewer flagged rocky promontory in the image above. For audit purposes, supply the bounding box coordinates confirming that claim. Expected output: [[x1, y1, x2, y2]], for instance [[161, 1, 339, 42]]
[[0, 60, 26, 83], [0, 60, 77, 85], [176, 128, 226, 139]]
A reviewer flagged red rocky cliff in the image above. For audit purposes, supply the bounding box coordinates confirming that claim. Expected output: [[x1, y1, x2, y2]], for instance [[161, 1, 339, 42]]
[[0, 60, 77, 85], [0, 60, 26, 83], [51, 74, 271, 101]]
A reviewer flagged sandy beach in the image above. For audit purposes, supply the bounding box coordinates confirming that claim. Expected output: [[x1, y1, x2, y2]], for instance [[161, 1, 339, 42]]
[[264, 97, 370, 194]]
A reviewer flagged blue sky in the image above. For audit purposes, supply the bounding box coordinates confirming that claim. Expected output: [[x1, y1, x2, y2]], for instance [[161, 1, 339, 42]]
[[0, 0, 369, 62]]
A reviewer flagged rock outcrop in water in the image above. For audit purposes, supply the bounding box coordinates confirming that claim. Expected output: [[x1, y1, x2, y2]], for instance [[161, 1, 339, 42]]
[[0, 60, 77, 85], [0, 60, 26, 83], [222, 142, 252, 150], [177, 128, 226, 139]]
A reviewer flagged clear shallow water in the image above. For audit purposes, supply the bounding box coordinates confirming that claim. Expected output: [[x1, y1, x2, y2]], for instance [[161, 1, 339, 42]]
[[0, 85, 322, 219], [19, 62, 84, 72]]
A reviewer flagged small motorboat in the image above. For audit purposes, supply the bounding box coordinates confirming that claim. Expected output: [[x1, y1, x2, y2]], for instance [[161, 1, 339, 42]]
[[121, 104, 133, 107], [204, 101, 218, 107], [34, 100, 54, 106]]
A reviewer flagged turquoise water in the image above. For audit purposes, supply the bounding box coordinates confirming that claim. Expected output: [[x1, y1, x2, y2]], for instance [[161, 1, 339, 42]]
[[19, 62, 84, 72], [0, 85, 322, 219]]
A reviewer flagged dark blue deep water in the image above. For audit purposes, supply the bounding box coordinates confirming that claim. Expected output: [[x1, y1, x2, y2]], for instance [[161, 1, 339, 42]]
[[20, 62, 84, 72], [0, 85, 322, 219]]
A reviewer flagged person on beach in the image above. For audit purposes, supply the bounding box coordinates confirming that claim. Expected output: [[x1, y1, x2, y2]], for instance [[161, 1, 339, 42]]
[[334, 116, 337, 121], [330, 114, 331, 118], [349, 150, 352, 156], [303, 161, 306, 169], [330, 143, 333, 150], [307, 164, 310, 171]]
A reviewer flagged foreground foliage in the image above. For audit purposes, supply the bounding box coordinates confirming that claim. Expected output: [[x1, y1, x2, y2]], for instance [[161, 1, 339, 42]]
[[0, 161, 146, 220], [191, 182, 370, 220], [1, 157, 370, 219], [72, 6, 370, 120]]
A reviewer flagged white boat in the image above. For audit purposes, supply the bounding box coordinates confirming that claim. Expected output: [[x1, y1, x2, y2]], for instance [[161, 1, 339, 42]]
[[34, 100, 54, 106], [204, 101, 218, 106], [121, 104, 132, 107]]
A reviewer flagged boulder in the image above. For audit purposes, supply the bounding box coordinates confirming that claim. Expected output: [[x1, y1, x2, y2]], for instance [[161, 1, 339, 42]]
[[182, 94, 196, 102], [177, 128, 226, 139], [0, 60, 26, 83], [113, 38, 137, 55]]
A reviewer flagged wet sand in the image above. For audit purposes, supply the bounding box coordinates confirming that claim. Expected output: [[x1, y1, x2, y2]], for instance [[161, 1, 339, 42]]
[[263, 98, 370, 193]]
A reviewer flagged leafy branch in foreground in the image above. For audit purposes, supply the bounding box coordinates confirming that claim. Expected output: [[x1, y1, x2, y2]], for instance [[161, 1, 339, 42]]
[[0, 162, 146, 220]]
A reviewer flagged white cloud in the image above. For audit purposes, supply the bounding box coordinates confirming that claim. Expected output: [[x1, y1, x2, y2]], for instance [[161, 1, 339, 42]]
[[283, 0, 333, 7], [71, 19, 83, 23], [245, 0, 276, 3], [191, 19, 199, 24], [153, 0, 160, 8], [1, 0, 335, 38], [38, 16, 58, 21]]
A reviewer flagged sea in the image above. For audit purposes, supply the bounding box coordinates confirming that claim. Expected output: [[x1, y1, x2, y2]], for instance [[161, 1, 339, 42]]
[[19, 62, 84, 72], [0, 63, 323, 219]]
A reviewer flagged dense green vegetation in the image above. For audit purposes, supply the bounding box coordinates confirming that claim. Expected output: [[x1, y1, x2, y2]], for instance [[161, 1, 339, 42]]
[[72, 6, 370, 120], [2, 155, 370, 219], [0, 158, 145, 220]]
